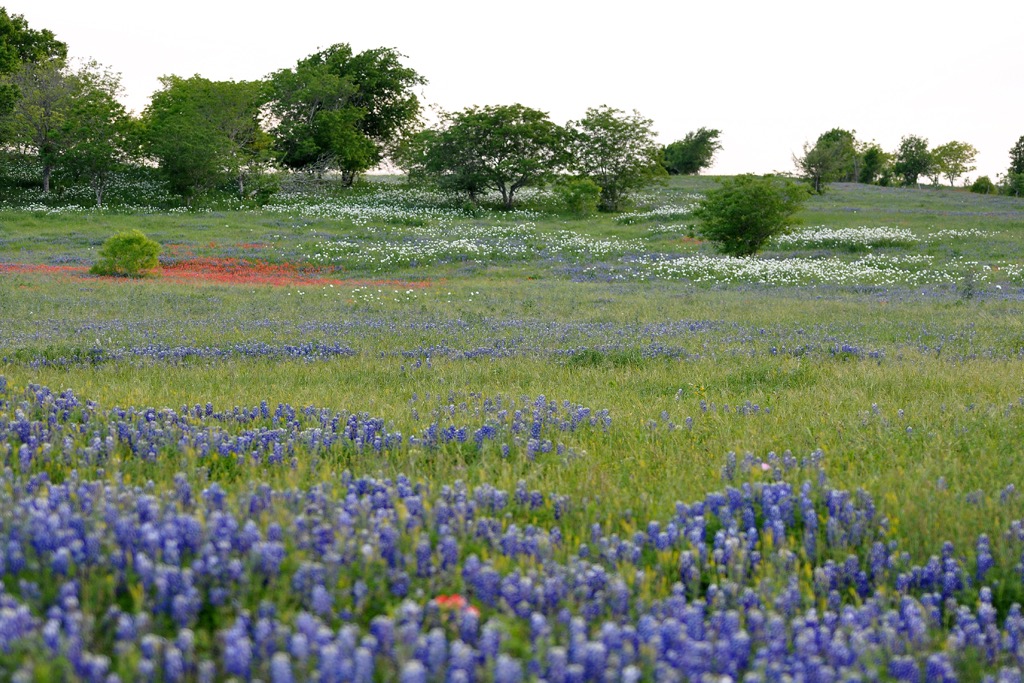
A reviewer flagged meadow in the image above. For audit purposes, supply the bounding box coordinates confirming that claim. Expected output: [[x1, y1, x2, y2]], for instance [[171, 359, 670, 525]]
[[1, 169, 1024, 681]]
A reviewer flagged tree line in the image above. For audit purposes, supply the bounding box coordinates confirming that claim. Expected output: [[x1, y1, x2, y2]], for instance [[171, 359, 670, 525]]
[[0, 8, 721, 210], [794, 128, 1024, 196], [1, 7, 1021, 209]]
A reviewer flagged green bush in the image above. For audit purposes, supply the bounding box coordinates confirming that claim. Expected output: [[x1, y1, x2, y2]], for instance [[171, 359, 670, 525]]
[[693, 174, 808, 256], [970, 176, 996, 194], [89, 229, 161, 277], [552, 177, 601, 216]]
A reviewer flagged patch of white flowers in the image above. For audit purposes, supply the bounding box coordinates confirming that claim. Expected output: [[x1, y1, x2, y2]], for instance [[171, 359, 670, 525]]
[[305, 223, 645, 271], [771, 226, 917, 249], [617, 195, 703, 224], [635, 252, 1021, 286], [930, 228, 1000, 240]]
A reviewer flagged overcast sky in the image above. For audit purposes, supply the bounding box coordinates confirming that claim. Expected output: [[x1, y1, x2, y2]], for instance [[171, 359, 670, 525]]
[[9, 0, 1023, 180]]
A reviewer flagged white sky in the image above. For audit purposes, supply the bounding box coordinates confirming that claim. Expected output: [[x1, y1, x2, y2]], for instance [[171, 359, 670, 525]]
[[8, 0, 1023, 181]]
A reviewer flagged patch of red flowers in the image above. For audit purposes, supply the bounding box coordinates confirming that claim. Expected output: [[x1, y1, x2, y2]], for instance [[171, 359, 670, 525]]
[[160, 258, 429, 289], [432, 594, 480, 616], [0, 259, 430, 290], [0, 263, 86, 276]]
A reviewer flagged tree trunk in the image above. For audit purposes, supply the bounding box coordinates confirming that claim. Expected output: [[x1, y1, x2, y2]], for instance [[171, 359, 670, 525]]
[[42, 163, 52, 194]]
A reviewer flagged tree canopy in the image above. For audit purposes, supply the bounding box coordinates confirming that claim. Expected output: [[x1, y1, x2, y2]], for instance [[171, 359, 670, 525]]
[[268, 44, 425, 184], [0, 8, 66, 116], [0, 57, 77, 193], [1009, 135, 1024, 176], [400, 103, 567, 209], [892, 135, 931, 186], [931, 141, 977, 187], [663, 128, 721, 175], [59, 62, 134, 205], [569, 106, 663, 212], [143, 75, 272, 203], [794, 128, 858, 193]]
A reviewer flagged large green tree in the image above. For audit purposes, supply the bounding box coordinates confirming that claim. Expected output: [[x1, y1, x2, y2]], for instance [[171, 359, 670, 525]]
[[569, 106, 663, 212], [1009, 135, 1024, 176], [892, 135, 932, 187], [143, 76, 273, 203], [931, 140, 977, 187], [268, 44, 425, 184], [858, 143, 889, 184], [60, 62, 134, 206], [663, 127, 721, 175], [794, 128, 858, 193], [0, 8, 66, 116], [0, 57, 76, 193], [400, 103, 567, 209]]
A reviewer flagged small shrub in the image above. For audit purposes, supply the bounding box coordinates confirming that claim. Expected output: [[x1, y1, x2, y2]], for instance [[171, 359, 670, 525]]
[[552, 177, 601, 216], [970, 176, 996, 194], [693, 175, 808, 256], [90, 230, 161, 277]]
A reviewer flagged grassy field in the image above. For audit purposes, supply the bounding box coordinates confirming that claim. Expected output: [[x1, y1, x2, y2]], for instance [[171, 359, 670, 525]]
[[1, 174, 1024, 680]]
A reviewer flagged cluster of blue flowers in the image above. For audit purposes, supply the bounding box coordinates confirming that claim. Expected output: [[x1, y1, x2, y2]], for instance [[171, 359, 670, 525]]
[[2, 380, 1024, 680], [12, 312, 1019, 371], [0, 383, 609, 469]]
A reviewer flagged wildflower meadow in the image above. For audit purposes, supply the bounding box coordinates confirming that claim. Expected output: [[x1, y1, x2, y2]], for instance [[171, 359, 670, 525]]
[[2, 173, 1024, 682]]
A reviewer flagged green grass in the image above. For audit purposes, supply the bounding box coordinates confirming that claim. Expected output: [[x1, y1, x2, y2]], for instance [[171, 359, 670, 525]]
[[3, 176, 1024, 560]]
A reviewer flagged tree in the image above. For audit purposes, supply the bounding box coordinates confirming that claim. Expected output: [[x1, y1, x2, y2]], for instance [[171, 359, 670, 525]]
[[793, 128, 857, 194], [60, 62, 134, 206], [569, 106, 664, 212], [1009, 135, 1024, 176], [693, 174, 807, 256], [400, 103, 567, 209], [268, 44, 425, 184], [0, 8, 67, 116], [892, 135, 931, 187], [931, 141, 977, 187], [143, 75, 273, 203], [1004, 172, 1024, 198], [663, 127, 721, 175], [0, 57, 76, 193], [858, 143, 889, 184]]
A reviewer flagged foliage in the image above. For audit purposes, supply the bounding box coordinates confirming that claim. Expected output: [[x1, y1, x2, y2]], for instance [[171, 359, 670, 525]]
[[693, 174, 808, 256], [970, 175, 996, 194], [569, 105, 664, 212], [794, 128, 857, 194], [892, 135, 932, 186], [663, 127, 721, 175], [89, 229, 161, 277], [1009, 135, 1024, 176], [399, 103, 567, 209], [268, 44, 425, 184], [0, 57, 76, 193], [142, 75, 273, 204], [0, 8, 66, 116], [931, 140, 978, 187], [1004, 172, 1024, 198], [59, 62, 135, 206], [552, 176, 601, 216], [858, 143, 889, 184]]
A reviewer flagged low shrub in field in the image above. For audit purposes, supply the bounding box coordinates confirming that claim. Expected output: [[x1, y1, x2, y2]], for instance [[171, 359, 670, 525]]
[[552, 177, 601, 216], [971, 175, 997, 194], [694, 175, 808, 256], [89, 229, 161, 277]]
